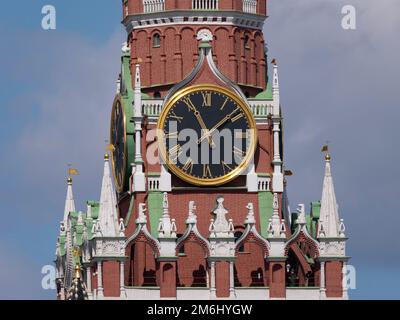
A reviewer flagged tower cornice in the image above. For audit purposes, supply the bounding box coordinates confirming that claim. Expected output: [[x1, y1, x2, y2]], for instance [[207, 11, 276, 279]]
[[123, 10, 267, 33]]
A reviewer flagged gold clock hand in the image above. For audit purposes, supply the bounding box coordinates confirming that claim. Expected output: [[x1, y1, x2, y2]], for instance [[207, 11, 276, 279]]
[[183, 97, 215, 148], [197, 107, 241, 145]]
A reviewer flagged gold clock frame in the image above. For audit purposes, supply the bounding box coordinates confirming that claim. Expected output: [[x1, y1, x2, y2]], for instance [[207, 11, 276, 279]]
[[110, 95, 127, 193], [157, 84, 258, 187]]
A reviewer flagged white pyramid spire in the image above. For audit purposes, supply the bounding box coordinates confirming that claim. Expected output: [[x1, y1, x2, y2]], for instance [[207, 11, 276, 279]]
[[97, 153, 119, 237], [319, 154, 341, 238], [64, 177, 76, 222]]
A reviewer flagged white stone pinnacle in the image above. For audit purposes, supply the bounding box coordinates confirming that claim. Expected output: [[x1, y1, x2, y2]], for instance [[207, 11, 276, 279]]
[[97, 155, 119, 237], [64, 178, 76, 223], [319, 156, 341, 238]]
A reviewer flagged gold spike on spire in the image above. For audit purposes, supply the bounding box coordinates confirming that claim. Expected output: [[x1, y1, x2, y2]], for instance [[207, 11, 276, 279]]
[[74, 264, 81, 279]]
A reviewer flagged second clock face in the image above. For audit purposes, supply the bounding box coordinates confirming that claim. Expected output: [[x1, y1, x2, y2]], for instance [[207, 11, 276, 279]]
[[110, 97, 126, 193], [158, 85, 257, 186]]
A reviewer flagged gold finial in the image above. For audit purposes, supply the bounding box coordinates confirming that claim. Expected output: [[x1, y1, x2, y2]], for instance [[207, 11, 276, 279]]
[[67, 177, 73, 184], [325, 153, 331, 161], [104, 153, 110, 160], [74, 264, 81, 279]]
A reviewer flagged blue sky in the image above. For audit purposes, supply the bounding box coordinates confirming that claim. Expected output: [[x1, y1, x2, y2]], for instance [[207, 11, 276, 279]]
[[0, 0, 399, 299]]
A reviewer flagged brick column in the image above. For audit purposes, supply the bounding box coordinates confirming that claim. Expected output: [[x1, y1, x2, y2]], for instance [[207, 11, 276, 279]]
[[159, 260, 177, 299], [268, 259, 286, 299]]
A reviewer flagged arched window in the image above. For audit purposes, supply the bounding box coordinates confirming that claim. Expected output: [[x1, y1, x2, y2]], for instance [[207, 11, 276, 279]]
[[244, 34, 250, 50], [153, 33, 161, 48]]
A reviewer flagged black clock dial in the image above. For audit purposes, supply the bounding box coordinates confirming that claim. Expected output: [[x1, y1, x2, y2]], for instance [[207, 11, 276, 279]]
[[158, 85, 257, 186], [110, 98, 126, 192]]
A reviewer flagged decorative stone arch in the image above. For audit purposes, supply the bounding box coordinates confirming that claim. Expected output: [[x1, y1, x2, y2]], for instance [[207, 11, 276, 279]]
[[126, 230, 160, 257], [235, 232, 269, 257], [176, 231, 210, 258]]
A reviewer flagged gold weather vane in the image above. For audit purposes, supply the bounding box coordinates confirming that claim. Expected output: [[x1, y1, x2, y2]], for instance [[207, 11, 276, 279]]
[[105, 139, 115, 152], [321, 141, 331, 160], [67, 163, 79, 176]]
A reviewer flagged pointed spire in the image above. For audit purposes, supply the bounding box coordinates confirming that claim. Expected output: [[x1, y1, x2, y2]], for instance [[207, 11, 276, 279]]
[[97, 153, 119, 237], [319, 154, 341, 238], [63, 177, 76, 222]]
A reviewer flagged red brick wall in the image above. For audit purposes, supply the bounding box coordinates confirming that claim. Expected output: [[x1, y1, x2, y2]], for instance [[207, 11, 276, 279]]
[[130, 26, 266, 97], [269, 262, 286, 298], [325, 261, 343, 298], [103, 261, 120, 297], [235, 240, 267, 287], [160, 262, 177, 297], [177, 240, 208, 287], [127, 239, 159, 286]]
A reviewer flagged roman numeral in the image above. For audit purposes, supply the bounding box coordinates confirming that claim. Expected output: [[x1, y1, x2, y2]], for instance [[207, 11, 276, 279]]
[[182, 158, 194, 175], [202, 164, 213, 179], [221, 161, 233, 175], [202, 92, 212, 107], [182, 97, 196, 112], [168, 144, 183, 162], [165, 131, 178, 139], [220, 98, 229, 111], [169, 111, 184, 123], [234, 146, 245, 158], [231, 112, 244, 123]]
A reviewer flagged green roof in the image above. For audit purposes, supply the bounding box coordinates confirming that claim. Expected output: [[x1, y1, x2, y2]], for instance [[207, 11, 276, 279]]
[[253, 82, 273, 100]]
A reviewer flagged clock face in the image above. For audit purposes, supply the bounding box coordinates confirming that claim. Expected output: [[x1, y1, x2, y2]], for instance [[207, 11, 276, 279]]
[[110, 97, 127, 193], [157, 85, 257, 186]]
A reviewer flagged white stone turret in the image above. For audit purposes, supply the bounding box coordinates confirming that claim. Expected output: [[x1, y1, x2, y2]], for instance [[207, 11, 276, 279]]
[[318, 154, 343, 238], [272, 59, 280, 110], [96, 154, 119, 237], [271, 60, 284, 192], [318, 154, 348, 259], [132, 63, 146, 192], [64, 177, 76, 223]]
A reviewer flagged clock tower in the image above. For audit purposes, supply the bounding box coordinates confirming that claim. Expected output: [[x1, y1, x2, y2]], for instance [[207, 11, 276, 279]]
[[56, 0, 350, 300]]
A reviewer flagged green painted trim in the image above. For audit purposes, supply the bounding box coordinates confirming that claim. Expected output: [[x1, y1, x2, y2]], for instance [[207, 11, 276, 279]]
[[258, 191, 273, 238], [148, 192, 164, 237], [257, 173, 271, 177]]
